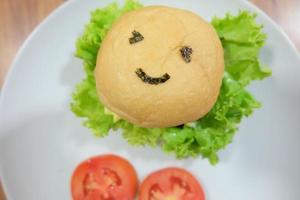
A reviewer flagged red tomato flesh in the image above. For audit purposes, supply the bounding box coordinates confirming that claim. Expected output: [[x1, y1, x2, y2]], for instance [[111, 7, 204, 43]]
[[139, 167, 205, 200], [71, 154, 138, 200]]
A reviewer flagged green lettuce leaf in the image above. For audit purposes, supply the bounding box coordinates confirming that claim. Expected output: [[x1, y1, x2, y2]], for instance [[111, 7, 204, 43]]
[[71, 0, 143, 137], [71, 1, 271, 164], [212, 11, 271, 85]]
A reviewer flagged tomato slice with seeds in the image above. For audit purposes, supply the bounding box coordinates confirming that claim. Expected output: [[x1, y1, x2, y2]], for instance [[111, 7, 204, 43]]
[[71, 154, 138, 200], [139, 167, 205, 200]]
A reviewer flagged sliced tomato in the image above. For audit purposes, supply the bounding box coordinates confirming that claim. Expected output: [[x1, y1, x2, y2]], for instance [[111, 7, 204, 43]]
[[139, 167, 205, 200], [71, 154, 138, 200]]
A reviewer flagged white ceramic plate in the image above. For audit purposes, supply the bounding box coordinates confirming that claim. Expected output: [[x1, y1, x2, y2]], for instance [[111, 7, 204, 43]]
[[1, 0, 300, 199]]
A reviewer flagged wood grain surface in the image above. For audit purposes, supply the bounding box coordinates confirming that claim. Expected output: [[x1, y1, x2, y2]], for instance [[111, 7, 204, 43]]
[[252, 0, 300, 50], [0, 0, 64, 87], [0, 0, 299, 199], [0, 1, 64, 199]]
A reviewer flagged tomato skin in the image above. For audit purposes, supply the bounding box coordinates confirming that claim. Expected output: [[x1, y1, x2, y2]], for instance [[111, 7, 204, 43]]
[[139, 167, 205, 200], [71, 154, 138, 200]]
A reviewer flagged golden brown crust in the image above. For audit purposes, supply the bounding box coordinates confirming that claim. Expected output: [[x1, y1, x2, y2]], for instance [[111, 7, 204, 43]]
[[95, 6, 224, 128]]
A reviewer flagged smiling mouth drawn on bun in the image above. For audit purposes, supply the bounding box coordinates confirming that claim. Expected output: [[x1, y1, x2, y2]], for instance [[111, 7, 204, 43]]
[[135, 68, 170, 85], [134, 46, 193, 85]]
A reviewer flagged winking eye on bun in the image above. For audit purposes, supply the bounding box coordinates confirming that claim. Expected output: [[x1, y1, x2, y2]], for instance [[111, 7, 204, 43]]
[[95, 6, 224, 128]]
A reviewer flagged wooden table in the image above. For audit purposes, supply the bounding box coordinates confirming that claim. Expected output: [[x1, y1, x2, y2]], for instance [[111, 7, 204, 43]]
[[0, 0, 299, 199]]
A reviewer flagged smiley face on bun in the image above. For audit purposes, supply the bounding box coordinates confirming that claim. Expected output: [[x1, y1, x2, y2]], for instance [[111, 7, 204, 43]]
[[95, 6, 224, 128]]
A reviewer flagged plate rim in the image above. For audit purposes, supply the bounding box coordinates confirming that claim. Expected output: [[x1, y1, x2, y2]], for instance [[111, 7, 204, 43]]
[[0, 0, 300, 199]]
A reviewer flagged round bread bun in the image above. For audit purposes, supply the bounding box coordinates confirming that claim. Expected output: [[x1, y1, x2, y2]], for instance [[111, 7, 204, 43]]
[[95, 6, 224, 128]]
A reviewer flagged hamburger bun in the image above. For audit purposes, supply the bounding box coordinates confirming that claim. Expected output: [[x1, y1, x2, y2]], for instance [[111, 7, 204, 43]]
[[95, 6, 224, 128]]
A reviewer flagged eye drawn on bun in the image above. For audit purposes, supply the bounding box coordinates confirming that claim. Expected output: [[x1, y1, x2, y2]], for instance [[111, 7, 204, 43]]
[[129, 30, 144, 44], [180, 46, 193, 63]]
